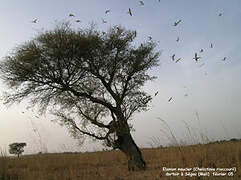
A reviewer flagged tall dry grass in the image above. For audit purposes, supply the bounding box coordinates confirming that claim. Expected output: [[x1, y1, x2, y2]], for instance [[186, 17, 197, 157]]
[[0, 148, 9, 180], [1, 118, 240, 179], [1, 139, 240, 179]]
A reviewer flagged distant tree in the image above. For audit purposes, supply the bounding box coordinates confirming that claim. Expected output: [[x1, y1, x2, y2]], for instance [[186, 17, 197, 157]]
[[9, 143, 27, 158], [0, 22, 160, 170]]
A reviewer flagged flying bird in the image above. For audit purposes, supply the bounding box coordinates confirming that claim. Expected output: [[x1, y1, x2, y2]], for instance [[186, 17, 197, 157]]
[[31, 18, 37, 23], [176, 37, 180, 42], [210, 43, 213, 48], [222, 57, 227, 61], [171, 54, 175, 61], [139, 1, 144, 6], [175, 58, 181, 63], [200, 49, 204, 53], [168, 97, 173, 102], [173, 19, 182, 26], [154, 91, 159, 96], [75, 20, 81, 23], [102, 18, 107, 23], [218, 13, 223, 16], [69, 13, 75, 17], [128, 8, 132, 16], [105, 9, 111, 14], [193, 53, 201, 62]]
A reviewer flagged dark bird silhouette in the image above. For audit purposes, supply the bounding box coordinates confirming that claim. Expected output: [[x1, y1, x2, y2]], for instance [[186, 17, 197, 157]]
[[218, 13, 223, 16], [69, 13, 75, 17], [75, 20, 81, 23], [31, 19, 37, 23], [222, 57, 227, 61], [134, 30, 137, 37], [200, 49, 204, 53], [168, 97, 173, 102], [193, 53, 201, 62], [210, 43, 213, 48], [175, 58, 181, 63], [139, 1, 144, 6], [105, 9, 111, 14], [128, 8, 132, 16], [154, 91, 159, 96], [171, 54, 175, 61], [173, 20, 182, 26], [176, 37, 180, 42]]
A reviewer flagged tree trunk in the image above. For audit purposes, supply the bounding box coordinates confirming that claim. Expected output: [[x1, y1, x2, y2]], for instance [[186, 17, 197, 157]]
[[114, 133, 146, 171]]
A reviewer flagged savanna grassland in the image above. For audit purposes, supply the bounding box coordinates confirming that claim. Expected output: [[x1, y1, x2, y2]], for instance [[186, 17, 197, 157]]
[[0, 140, 240, 180]]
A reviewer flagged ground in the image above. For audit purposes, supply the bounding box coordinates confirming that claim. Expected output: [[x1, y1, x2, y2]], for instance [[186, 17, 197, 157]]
[[0, 140, 240, 180]]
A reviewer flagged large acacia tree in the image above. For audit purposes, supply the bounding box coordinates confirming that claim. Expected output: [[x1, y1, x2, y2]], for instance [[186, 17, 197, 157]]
[[0, 23, 160, 170]]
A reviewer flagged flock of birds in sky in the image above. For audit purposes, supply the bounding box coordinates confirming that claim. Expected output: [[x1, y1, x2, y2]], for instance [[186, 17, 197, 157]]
[[29, 0, 227, 103]]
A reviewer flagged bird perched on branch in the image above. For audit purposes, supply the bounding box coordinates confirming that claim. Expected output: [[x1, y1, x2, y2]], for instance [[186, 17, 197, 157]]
[[133, 30, 137, 37]]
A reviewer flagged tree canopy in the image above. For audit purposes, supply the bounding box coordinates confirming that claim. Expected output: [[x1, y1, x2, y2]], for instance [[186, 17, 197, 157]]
[[0, 23, 160, 169], [0, 23, 159, 141], [9, 142, 27, 157]]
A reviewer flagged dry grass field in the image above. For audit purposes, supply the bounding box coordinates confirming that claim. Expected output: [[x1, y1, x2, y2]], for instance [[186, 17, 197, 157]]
[[0, 140, 240, 180]]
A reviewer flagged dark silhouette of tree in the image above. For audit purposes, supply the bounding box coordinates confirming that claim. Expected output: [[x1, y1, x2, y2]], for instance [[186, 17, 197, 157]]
[[9, 143, 27, 158], [0, 22, 160, 170]]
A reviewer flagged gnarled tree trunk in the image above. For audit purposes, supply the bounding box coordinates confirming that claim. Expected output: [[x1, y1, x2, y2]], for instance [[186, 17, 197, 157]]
[[118, 133, 146, 171], [106, 115, 146, 171], [112, 122, 146, 171]]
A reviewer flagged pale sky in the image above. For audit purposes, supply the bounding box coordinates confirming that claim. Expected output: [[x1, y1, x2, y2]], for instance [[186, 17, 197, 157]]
[[0, 0, 241, 154]]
